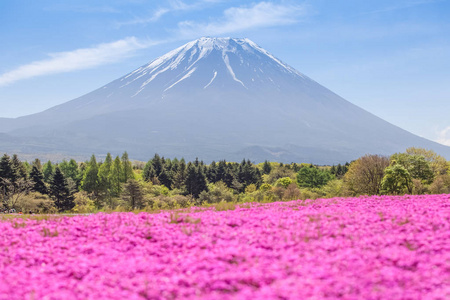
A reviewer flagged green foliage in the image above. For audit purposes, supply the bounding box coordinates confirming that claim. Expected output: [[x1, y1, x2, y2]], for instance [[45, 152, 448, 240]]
[[42, 161, 54, 183], [81, 155, 99, 195], [343, 155, 390, 196], [184, 162, 208, 198], [49, 167, 75, 212], [381, 163, 412, 195], [275, 177, 293, 188], [121, 151, 134, 182], [121, 179, 145, 210], [29, 159, 48, 195], [198, 181, 236, 204], [296, 165, 333, 188]]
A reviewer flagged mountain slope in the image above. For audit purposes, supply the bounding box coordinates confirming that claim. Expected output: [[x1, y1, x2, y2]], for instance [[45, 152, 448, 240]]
[[1, 37, 449, 163]]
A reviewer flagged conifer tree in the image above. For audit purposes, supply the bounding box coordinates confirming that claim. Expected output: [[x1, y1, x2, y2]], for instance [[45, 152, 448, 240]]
[[49, 167, 75, 212], [184, 162, 208, 198], [262, 160, 272, 175], [121, 151, 134, 182], [11, 154, 27, 180], [81, 155, 99, 196], [151, 154, 163, 176], [98, 153, 113, 198], [110, 156, 123, 196], [158, 167, 172, 188], [0, 154, 13, 181], [143, 161, 156, 182], [29, 159, 47, 194], [43, 161, 54, 183], [171, 158, 186, 189], [122, 179, 144, 209]]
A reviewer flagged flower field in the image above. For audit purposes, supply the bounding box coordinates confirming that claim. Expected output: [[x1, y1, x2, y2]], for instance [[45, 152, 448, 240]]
[[0, 194, 449, 299]]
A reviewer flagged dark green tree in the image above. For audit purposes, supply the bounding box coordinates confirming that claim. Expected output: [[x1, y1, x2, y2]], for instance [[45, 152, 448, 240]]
[[121, 179, 144, 210], [297, 166, 334, 188], [171, 158, 186, 189], [158, 167, 172, 188], [49, 167, 75, 212], [262, 160, 272, 175], [184, 162, 208, 198], [29, 159, 48, 194], [11, 154, 27, 180]]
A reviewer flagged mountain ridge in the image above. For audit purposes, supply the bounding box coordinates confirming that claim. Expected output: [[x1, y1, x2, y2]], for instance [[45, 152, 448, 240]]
[[1, 37, 449, 163]]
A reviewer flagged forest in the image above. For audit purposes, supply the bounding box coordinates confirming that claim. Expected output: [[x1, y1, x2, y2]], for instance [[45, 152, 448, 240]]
[[0, 147, 449, 213]]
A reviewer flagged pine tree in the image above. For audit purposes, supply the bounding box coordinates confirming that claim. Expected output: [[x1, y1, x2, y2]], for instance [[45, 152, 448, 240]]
[[143, 161, 156, 182], [81, 155, 99, 195], [207, 161, 218, 183], [110, 156, 123, 196], [121, 151, 134, 183], [184, 162, 208, 198], [0, 154, 13, 180], [158, 167, 172, 188], [171, 158, 186, 189], [11, 154, 27, 180], [122, 179, 144, 210], [262, 160, 272, 175], [49, 167, 75, 212], [151, 153, 163, 176], [98, 153, 113, 199], [29, 159, 48, 194], [43, 161, 54, 183]]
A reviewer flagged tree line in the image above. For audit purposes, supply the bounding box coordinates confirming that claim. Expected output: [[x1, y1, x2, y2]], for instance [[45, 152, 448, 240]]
[[0, 147, 449, 213]]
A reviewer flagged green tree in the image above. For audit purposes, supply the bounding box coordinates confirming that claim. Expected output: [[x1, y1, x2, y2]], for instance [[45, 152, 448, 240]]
[[59, 159, 79, 184], [381, 163, 412, 195], [262, 160, 272, 175], [296, 166, 333, 188], [390, 153, 434, 184], [110, 156, 123, 196], [121, 179, 144, 209], [11, 154, 27, 180], [43, 161, 54, 183], [98, 153, 113, 201], [49, 167, 75, 212], [81, 155, 99, 196], [121, 151, 134, 182], [184, 162, 208, 198], [343, 155, 389, 195], [29, 159, 48, 195]]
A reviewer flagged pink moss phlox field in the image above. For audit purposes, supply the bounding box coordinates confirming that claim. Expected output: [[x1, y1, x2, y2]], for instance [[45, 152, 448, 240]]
[[1, 195, 449, 299]]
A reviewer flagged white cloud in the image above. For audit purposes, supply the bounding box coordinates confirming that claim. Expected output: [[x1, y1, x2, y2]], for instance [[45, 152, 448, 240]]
[[117, 0, 224, 27], [176, 2, 306, 38], [436, 126, 450, 146], [0, 37, 156, 86]]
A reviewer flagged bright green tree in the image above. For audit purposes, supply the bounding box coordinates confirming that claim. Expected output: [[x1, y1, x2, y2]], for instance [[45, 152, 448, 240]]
[[121, 151, 134, 182], [381, 163, 412, 195], [81, 155, 99, 196], [110, 156, 123, 196]]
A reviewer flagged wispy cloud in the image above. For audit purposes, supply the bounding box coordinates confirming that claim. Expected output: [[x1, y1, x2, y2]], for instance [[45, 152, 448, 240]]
[[117, 0, 224, 27], [0, 37, 156, 86], [362, 0, 442, 15], [176, 2, 306, 38], [436, 126, 450, 146]]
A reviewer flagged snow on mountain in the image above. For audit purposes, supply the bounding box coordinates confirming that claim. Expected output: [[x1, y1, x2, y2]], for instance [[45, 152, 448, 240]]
[[1, 37, 450, 163]]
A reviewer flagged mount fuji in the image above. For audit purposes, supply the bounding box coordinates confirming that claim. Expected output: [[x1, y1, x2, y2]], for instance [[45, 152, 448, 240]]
[[1, 37, 449, 163]]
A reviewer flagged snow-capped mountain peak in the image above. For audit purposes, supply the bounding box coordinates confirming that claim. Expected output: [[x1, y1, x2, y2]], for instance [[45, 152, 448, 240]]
[[117, 37, 307, 96]]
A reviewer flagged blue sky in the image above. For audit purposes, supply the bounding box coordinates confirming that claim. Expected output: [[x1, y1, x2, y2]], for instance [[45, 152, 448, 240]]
[[0, 0, 449, 146]]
